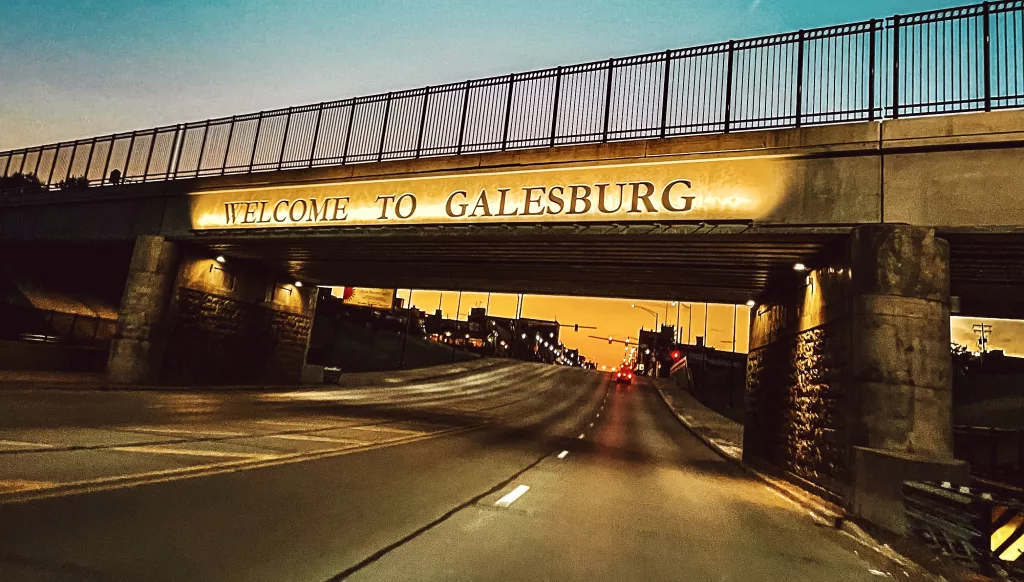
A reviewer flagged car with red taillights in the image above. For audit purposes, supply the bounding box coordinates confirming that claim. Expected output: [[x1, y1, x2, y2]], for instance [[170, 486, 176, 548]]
[[614, 368, 633, 385]]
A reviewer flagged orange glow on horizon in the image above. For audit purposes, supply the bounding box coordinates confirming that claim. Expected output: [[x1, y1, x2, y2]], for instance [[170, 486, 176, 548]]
[[397, 289, 751, 368]]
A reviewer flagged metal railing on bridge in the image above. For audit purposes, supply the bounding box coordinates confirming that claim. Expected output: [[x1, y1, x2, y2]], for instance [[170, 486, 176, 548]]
[[1, 1, 1023, 194]]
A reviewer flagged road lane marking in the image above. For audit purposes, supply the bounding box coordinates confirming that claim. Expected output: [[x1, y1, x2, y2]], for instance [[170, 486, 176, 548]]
[[0, 440, 54, 449], [268, 434, 361, 444], [109, 446, 277, 460], [495, 485, 530, 508], [577, 433, 585, 439], [345, 425, 425, 435], [1, 424, 478, 505], [557, 450, 569, 459], [123, 427, 249, 437], [0, 479, 59, 493], [589, 422, 594, 427], [596, 413, 600, 418]]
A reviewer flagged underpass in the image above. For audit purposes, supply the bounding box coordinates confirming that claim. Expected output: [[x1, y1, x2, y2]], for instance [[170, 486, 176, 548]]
[[0, 362, 917, 581], [3, 1, 1024, 577]]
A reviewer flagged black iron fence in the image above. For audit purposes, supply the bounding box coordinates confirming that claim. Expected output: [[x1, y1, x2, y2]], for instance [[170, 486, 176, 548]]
[[1, 1, 1022, 194]]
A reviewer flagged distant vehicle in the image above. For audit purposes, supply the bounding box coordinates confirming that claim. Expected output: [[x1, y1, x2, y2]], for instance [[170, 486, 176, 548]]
[[614, 369, 633, 385]]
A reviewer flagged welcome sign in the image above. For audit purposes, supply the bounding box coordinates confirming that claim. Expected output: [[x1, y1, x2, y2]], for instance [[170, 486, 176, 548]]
[[189, 156, 789, 230]]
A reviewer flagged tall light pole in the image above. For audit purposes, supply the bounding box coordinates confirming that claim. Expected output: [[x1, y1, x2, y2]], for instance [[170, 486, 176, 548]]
[[631, 304, 659, 330], [673, 302, 692, 344], [687, 303, 693, 343], [732, 303, 738, 352]]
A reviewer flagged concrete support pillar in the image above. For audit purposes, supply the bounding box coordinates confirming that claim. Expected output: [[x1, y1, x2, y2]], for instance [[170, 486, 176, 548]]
[[845, 225, 967, 533], [107, 235, 178, 384], [847, 224, 953, 458]]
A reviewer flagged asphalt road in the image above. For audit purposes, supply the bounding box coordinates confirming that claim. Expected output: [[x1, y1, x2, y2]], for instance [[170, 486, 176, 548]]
[[0, 361, 918, 581]]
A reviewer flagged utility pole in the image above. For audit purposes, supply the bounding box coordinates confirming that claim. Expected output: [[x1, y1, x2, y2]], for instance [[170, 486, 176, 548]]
[[973, 323, 992, 353], [973, 323, 993, 373]]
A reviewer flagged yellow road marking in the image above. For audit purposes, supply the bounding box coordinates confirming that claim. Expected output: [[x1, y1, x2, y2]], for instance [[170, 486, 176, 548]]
[[0, 439, 54, 449], [1, 424, 479, 504], [345, 425, 425, 435], [122, 427, 248, 437], [109, 445, 277, 460], [268, 434, 362, 444], [0, 480, 58, 493]]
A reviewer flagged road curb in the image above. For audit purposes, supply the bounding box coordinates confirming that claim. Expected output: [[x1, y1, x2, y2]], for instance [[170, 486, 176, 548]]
[[649, 381, 942, 580], [649, 381, 841, 523]]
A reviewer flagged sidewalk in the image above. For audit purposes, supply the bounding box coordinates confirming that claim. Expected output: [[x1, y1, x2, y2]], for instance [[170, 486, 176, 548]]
[[650, 378, 851, 528], [650, 379, 989, 582]]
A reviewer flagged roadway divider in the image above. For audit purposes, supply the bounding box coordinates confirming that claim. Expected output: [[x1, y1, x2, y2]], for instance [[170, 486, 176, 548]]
[[904, 480, 1024, 579]]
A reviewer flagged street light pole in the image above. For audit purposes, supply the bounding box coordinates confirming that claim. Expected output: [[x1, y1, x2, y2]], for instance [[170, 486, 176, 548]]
[[732, 303, 737, 352], [398, 308, 412, 369], [631, 304, 658, 330]]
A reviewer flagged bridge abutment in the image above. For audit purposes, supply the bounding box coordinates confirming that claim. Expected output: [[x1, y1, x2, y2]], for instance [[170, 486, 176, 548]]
[[745, 224, 967, 530], [108, 236, 178, 384], [108, 236, 317, 386]]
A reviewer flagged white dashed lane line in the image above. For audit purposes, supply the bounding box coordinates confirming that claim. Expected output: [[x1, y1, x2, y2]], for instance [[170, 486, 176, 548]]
[[495, 485, 530, 508], [556, 450, 569, 459], [577, 433, 585, 439]]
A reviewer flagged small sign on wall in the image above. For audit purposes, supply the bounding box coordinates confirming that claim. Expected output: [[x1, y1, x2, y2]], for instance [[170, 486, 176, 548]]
[[331, 287, 396, 310]]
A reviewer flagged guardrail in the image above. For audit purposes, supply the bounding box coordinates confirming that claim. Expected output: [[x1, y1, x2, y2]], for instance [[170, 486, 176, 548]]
[[905, 480, 1024, 577], [0, 305, 116, 346], [956, 425, 1024, 486], [1, 1, 1022, 195]]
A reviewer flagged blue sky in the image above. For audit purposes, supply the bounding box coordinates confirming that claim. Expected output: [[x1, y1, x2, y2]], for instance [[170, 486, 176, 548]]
[[1, 0, 964, 149]]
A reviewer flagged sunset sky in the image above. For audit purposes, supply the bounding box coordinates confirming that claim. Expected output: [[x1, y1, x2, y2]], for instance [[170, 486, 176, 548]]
[[1, 0, 964, 150], [5, 0, 1018, 365], [397, 289, 1024, 368], [400, 289, 749, 368]]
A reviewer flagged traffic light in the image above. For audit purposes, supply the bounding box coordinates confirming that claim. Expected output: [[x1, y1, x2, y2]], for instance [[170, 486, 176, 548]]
[[670, 350, 682, 361], [607, 336, 613, 344], [574, 324, 579, 332]]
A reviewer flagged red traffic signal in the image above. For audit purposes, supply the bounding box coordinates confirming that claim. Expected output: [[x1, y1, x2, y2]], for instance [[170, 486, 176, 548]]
[[670, 350, 682, 361]]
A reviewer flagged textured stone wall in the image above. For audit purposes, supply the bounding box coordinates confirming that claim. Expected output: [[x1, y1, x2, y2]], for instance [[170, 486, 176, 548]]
[[746, 320, 851, 497], [159, 251, 316, 386], [162, 287, 312, 385], [745, 224, 953, 501]]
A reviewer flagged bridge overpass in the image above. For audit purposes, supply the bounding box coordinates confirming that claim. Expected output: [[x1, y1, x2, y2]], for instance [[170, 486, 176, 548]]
[[2, 0, 1022, 523]]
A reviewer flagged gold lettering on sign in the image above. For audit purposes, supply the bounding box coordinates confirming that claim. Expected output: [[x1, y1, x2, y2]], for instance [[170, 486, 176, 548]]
[[217, 180, 699, 227], [193, 157, 774, 230]]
